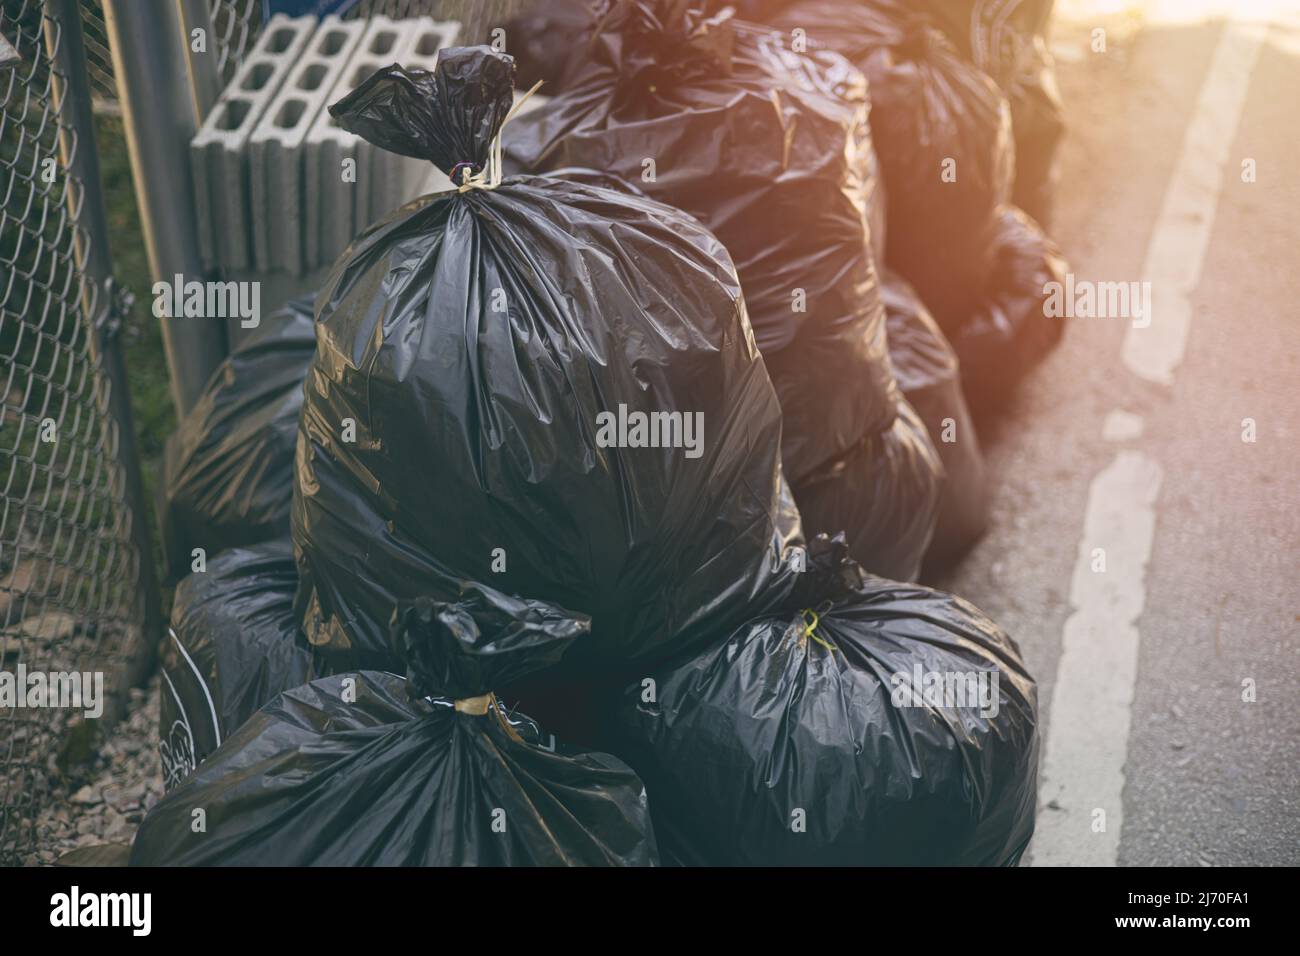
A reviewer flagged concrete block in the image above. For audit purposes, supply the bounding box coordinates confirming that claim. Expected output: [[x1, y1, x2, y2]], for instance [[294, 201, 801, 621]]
[[250, 16, 366, 275], [191, 14, 314, 272]]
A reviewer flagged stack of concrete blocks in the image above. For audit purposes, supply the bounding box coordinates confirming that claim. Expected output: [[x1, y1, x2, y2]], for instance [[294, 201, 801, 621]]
[[249, 16, 369, 275], [191, 14, 315, 275], [190, 15, 465, 345], [303, 17, 461, 275]]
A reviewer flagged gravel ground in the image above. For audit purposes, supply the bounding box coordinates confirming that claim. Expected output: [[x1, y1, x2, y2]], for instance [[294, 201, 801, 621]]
[[26, 677, 164, 866]]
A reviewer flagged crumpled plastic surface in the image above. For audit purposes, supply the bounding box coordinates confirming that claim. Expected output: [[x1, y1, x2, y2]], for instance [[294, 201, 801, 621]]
[[904, 0, 1053, 90], [609, 536, 1039, 866], [952, 205, 1068, 408], [392, 584, 590, 701], [1009, 35, 1066, 229], [158, 540, 313, 790], [294, 47, 803, 677], [791, 398, 941, 582], [503, 0, 598, 93], [157, 296, 315, 582], [883, 271, 990, 567], [503, 2, 898, 480], [771, 2, 1015, 331], [728, 0, 798, 21], [326, 48, 515, 167], [133, 626, 659, 866], [770, 0, 1050, 91]]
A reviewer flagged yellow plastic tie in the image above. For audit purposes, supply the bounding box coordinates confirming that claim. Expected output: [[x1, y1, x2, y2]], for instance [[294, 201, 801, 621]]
[[453, 694, 492, 716], [799, 608, 837, 652]]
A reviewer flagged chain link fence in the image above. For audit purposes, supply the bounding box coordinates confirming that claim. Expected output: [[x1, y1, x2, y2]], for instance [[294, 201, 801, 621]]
[[0, 0, 156, 865], [73, 0, 111, 103], [78, 0, 537, 114], [0, 0, 533, 866], [206, 0, 262, 87], [78, 0, 266, 108]]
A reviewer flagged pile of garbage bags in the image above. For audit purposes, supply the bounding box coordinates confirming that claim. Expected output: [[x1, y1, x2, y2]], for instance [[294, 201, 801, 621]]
[[760, 0, 1068, 404], [141, 593, 659, 866], [140, 17, 1054, 865], [504, 2, 942, 580]]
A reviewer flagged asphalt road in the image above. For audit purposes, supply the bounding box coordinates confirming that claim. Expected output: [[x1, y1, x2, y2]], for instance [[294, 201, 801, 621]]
[[930, 1, 1299, 866]]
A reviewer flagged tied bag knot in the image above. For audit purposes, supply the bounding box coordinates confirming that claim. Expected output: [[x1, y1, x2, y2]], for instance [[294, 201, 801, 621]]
[[390, 584, 589, 706], [328, 46, 541, 194]]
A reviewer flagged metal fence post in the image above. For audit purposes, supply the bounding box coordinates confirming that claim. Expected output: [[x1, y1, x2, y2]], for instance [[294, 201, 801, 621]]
[[102, 0, 226, 416], [42, 0, 162, 694], [176, 0, 221, 122]]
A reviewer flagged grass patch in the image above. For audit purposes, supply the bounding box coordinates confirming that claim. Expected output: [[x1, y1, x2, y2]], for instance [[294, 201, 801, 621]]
[[93, 113, 174, 603]]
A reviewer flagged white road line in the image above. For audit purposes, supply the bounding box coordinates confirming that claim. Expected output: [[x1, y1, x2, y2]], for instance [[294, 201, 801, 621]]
[[1034, 448, 1162, 866], [1034, 17, 1264, 866], [1121, 20, 1267, 384], [1102, 409, 1144, 442]]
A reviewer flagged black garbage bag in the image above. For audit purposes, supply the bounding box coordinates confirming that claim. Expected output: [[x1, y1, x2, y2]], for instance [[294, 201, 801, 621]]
[[609, 537, 1038, 866], [951, 205, 1068, 408], [883, 272, 989, 567], [790, 399, 941, 582], [1009, 35, 1065, 229], [159, 540, 313, 790], [158, 296, 315, 582], [770, 3, 1015, 332], [761, 0, 1053, 90], [132, 584, 658, 866], [294, 47, 802, 675], [503, 1, 898, 481], [905, 0, 1053, 90], [864, 25, 1015, 330], [503, 0, 598, 93]]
